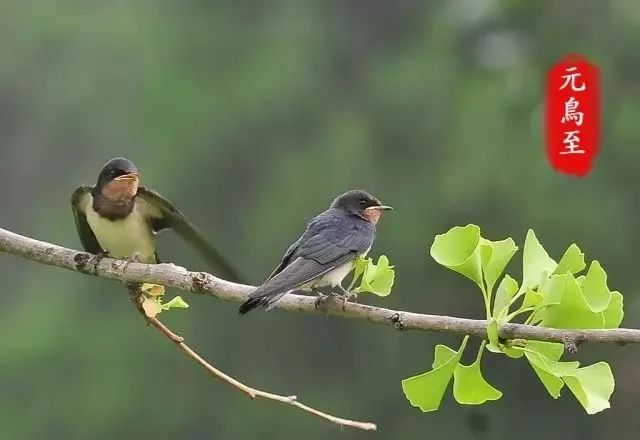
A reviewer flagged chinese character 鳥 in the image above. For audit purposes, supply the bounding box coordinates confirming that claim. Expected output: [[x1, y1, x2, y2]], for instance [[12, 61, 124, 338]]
[[560, 130, 585, 155], [561, 96, 584, 126], [559, 66, 586, 92]]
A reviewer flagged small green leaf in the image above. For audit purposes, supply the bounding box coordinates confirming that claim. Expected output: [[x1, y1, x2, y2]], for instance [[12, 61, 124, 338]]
[[500, 345, 525, 359], [493, 275, 518, 318], [356, 255, 395, 297], [524, 351, 565, 398], [522, 289, 543, 309], [349, 256, 369, 290], [485, 341, 524, 358], [523, 341, 615, 414], [486, 319, 499, 349], [141, 297, 162, 318], [402, 337, 468, 412], [141, 283, 166, 297], [161, 296, 189, 311], [536, 275, 566, 306], [480, 238, 518, 294], [603, 291, 623, 328], [563, 362, 615, 415], [521, 230, 557, 293], [554, 244, 586, 275], [526, 340, 565, 362], [540, 274, 604, 329], [453, 357, 502, 404], [430, 225, 483, 286], [579, 261, 612, 313]]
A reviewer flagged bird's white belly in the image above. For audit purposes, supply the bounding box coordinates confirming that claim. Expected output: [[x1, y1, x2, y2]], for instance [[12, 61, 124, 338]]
[[85, 205, 157, 263], [312, 247, 371, 288], [314, 260, 356, 288], [322, 261, 355, 287]]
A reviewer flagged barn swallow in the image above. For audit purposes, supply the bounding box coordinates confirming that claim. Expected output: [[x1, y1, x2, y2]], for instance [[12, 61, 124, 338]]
[[71, 157, 244, 281], [238, 190, 392, 315]]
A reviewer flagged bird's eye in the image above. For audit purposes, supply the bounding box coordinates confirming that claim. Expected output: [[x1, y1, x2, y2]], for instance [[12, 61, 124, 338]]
[[359, 199, 367, 206]]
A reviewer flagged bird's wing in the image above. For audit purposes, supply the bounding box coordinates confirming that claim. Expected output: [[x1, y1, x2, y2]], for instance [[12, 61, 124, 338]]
[[70, 185, 102, 254], [263, 238, 301, 282], [136, 186, 245, 282], [249, 252, 358, 300]]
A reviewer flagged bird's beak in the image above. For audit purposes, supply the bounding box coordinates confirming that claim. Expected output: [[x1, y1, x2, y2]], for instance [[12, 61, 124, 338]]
[[366, 205, 393, 211], [114, 172, 139, 182]]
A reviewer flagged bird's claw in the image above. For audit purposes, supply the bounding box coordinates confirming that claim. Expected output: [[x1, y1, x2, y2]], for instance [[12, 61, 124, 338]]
[[314, 294, 329, 310], [121, 252, 142, 272], [312, 286, 339, 310], [313, 286, 357, 311], [336, 287, 357, 311]]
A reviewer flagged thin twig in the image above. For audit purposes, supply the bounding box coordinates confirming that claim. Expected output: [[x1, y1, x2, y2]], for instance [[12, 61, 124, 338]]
[[2, 227, 640, 347], [126, 285, 376, 431]]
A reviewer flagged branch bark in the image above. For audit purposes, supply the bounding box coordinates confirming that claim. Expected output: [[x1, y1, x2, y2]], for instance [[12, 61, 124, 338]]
[[2, 226, 640, 347]]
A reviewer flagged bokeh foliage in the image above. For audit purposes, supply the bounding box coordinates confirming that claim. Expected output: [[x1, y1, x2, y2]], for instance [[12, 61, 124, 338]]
[[1, 0, 640, 438]]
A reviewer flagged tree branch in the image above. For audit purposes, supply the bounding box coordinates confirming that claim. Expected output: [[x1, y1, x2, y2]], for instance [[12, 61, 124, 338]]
[[124, 285, 376, 431], [2, 226, 640, 348]]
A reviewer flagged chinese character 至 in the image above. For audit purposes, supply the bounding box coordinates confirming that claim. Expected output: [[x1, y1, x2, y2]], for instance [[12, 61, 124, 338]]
[[561, 96, 584, 126], [560, 130, 585, 155], [560, 66, 586, 91]]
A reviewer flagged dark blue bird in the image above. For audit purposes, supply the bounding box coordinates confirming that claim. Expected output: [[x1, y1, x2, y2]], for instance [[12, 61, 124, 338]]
[[239, 190, 392, 314]]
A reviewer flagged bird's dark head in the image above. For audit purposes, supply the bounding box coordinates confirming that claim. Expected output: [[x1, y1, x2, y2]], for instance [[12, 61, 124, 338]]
[[96, 157, 139, 200], [331, 190, 393, 224]]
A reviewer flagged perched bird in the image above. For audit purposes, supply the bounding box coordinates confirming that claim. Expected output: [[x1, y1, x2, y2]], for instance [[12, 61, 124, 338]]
[[239, 189, 392, 315], [71, 157, 243, 281]]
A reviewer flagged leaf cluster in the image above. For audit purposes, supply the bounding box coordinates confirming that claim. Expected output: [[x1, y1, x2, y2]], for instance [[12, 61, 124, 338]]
[[402, 225, 622, 414]]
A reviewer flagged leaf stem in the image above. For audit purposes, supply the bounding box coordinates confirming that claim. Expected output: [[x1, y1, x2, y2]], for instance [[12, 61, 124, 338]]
[[479, 283, 491, 320], [505, 307, 537, 322], [509, 289, 527, 308], [476, 340, 487, 363]]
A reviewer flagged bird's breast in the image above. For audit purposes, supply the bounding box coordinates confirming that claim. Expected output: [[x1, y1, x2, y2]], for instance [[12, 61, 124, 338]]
[[85, 199, 157, 263]]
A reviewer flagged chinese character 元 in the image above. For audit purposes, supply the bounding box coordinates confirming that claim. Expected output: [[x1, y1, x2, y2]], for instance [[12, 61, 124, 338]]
[[560, 130, 585, 155], [560, 66, 586, 91], [561, 96, 584, 126]]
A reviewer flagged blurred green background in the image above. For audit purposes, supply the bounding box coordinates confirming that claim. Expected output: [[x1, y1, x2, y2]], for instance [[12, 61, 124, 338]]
[[1, 0, 640, 438]]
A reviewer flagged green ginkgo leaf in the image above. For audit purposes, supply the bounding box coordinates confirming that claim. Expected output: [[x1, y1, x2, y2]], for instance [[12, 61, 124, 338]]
[[161, 296, 189, 311], [525, 351, 565, 398], [521, 230, 557, 293], [563, 362, 615, 415], [453, 356, 502, 405], [532, 274, 566, 309], [523, 341, 615, 414], [540, 274, 604, 329], [522, 288, 543, 310], [356, 255, 395, 296], [603, 291, 624, 328], [486, 319, 500, 350], [349, 256, 369, 290], [493, 275, 518, 318], [480, 238, 518, 295], [402, 337, 468, 412], [526, 340, 565, 362], [554, 244, 586, 275], [431, 225, 483, 286], [579, 261, 612, 313]]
